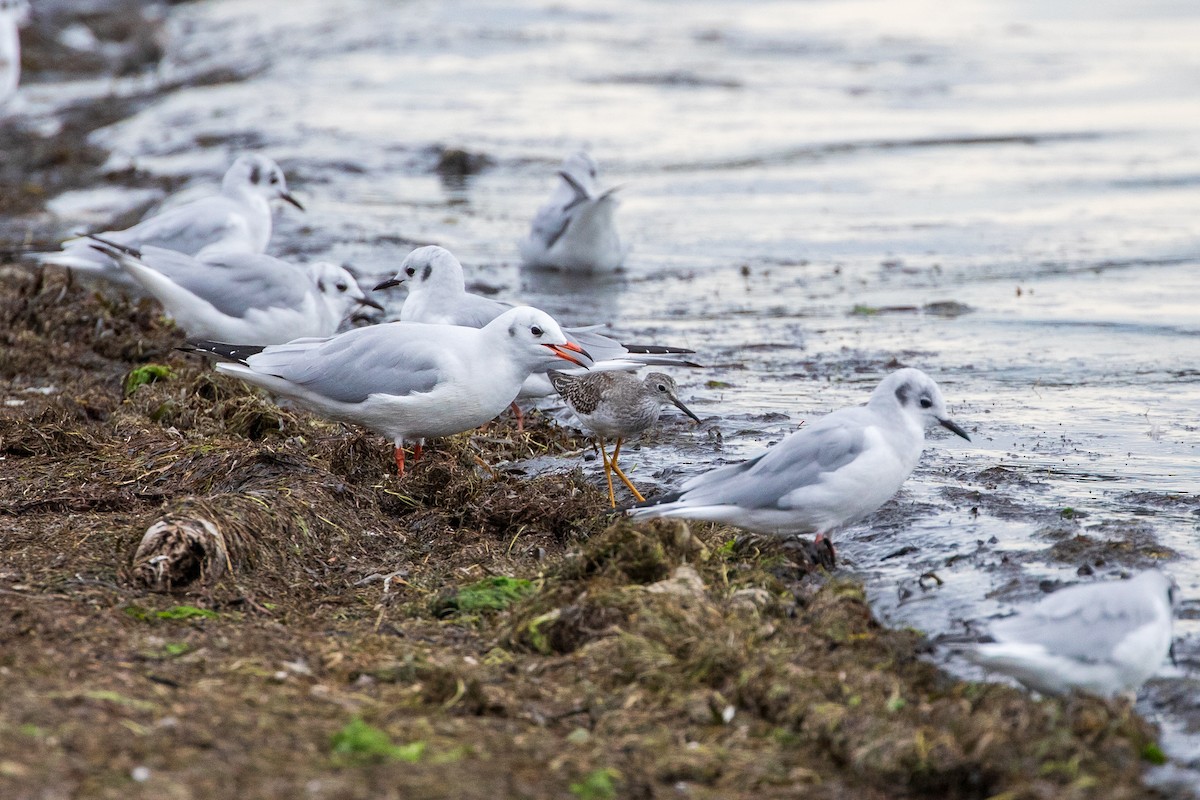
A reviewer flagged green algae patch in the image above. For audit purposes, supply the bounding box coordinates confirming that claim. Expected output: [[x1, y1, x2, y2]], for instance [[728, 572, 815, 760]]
[[1140, 742, 1167, 765], [569, 768, 619, 799], [330, 718, 425, 765], [436, 576, 535, 615], [122, 363, 173, 396]]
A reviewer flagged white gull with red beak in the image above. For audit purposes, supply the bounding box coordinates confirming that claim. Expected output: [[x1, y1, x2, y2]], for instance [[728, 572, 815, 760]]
[[374, 246, 697, 402], [187, 307, 590, 474]]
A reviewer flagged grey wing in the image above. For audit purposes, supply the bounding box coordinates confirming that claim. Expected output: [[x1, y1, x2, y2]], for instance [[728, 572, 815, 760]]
[[114, 197, 251, 254], [991, 584, 1161, 661], [163, 251, 309, 318], [246, 325, 444, 404], [563, 326, 629, 362], [447, 294, 515, 327], [678, 414, 867, 508]]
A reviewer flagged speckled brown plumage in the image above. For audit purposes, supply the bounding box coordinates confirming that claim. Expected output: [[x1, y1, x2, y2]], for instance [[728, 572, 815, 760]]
[[549, 370, 701, 507]]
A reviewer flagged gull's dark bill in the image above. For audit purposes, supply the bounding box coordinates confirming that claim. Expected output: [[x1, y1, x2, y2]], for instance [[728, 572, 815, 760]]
[[939, 418, 970, 440]]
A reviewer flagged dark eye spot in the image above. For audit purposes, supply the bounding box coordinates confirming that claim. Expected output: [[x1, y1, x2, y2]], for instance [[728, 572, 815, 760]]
[[920, 397, 933, 409], [269, 174, 279, 185], [530, 326, 543, 337], [336, 282, 348, 292], [405, 267, 415, 277], [657, 383, 667, 392]]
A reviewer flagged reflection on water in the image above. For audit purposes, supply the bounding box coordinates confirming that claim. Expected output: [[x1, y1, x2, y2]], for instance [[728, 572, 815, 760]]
[[38, 0, 1200, 782]]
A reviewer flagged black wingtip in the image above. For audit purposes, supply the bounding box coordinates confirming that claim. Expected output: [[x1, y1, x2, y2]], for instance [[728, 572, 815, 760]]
[[622, 489, 685, 513], [180, 340, 267, 364], [84, 233, 141, 259], [618, 343, 696, 356]]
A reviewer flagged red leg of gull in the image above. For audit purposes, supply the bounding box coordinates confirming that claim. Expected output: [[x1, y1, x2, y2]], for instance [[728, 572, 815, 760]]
[[812, 532, 837, 567], [412, 442, 423, 463], [509, 402, 525, 432], [393, 446, 406, 476]]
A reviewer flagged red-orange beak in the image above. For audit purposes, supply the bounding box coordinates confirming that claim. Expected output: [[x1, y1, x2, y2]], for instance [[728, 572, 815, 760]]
[[544, 341, 591, 368]]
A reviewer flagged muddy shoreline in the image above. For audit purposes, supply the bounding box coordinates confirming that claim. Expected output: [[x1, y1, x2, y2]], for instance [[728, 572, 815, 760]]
[[0, 271, 1178, 798], [0, 2, 1194, 798]]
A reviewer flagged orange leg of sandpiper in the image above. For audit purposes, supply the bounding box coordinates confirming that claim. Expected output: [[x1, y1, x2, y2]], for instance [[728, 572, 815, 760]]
[[598, 437, 618, 508], [608, 438, 646, 503]]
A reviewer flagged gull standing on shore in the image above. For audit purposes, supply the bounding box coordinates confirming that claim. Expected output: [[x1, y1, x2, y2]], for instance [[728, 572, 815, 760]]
[[187, 307, 590, 474], [36, 155, 304, 292], [373, 246, 697, 429], [518, 151, 627, 273], [628, 368, 970, 559], [88, 237, 381, 345]]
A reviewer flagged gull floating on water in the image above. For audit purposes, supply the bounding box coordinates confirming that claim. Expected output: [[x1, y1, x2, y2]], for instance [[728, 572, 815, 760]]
[[518, 151, 627, 273], [87, 236, 380, 345], [550, 370, 701, 508], [35, 154, 304, 293], [0, 0, 30, 108], [966, 570, 1177, 698], [628, 368, 970, 559], [374, 245, 697, 407], [187, 307, 589, 474]]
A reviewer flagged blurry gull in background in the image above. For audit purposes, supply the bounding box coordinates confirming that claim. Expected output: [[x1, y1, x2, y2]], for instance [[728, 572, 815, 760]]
[[0, 0, 30, 108], [965, 570, 1177, 698], [34, 154, 303, 293], [518, 151, 628, 274]]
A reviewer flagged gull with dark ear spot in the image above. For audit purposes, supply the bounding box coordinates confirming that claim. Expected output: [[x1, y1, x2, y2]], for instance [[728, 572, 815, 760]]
[[518, 151, 628, 273], [86, 236, 377, 345], [628, 368, 970, 564], [33, 154, 304, 293], [185, 306, 590, 475], [374, 246, 699, 411]]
